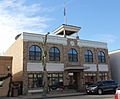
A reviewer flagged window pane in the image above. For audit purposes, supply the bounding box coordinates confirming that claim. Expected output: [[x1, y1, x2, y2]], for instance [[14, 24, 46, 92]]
[[49, 47, 60, 61], [49, 48, 54, 52], [29, 46, 35, 51], [53, 74, 58, 77], [28, 73, 43, 89], [97, 51, 105, 63], [29, 45, 41, 61], [73, 49, 77, 54], [68, 49, 72, 54], [68, 48, 78, 62], [84, 50, 93, 62], [55, 48, 59, 53]]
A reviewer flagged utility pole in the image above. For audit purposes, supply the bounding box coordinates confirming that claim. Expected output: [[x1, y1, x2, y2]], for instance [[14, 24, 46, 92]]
[[96, 63, 100, 81], [42, 32, 50, 97]]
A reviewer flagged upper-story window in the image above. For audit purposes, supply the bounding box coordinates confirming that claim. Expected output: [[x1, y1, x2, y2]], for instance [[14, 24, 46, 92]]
[[49, 47, 60, 61], [68, 48, 78, 62], [97, 51, 106, 63], [84, 50, 93, 62], [29, 45, 42, 61]]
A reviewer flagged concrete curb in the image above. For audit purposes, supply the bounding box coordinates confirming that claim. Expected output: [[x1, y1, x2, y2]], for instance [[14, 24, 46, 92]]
[[0, 92, 86, 99], [24, 92, 86, 99]]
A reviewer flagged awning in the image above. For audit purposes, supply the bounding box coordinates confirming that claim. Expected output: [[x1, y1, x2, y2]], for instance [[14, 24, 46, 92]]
[[64, 66, 84, 70]]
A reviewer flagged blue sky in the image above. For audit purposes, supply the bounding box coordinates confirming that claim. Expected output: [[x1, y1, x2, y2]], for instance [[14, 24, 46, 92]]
[[0, 0, 120, 53]]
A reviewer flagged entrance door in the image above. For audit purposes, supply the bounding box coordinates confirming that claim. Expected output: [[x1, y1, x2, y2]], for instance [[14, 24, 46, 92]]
[[67, 71, 83, 91], [73, 72, 78, 89], [68, 72, 79, 90]]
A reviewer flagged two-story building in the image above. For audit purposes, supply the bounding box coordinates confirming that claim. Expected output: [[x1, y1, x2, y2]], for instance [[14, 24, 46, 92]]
[[4, 24, 110, 95], [0, 56, 12, 96]]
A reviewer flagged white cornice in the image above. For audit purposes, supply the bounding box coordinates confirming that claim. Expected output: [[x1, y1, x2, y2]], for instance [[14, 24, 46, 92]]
[[19, 32, 108, 49]]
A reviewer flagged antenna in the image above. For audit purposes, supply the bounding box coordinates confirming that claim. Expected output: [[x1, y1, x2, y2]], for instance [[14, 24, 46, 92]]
[[64, 1, 67, 24]]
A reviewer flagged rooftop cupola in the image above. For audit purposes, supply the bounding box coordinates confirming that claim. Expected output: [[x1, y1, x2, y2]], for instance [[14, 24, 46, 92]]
[[52, 24, 81, 38]]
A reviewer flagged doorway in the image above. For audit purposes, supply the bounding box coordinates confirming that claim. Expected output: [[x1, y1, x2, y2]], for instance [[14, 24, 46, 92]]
[[68, 72, 80, 90]]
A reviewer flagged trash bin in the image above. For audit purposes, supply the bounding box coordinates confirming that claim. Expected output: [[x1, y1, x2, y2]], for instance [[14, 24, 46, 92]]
[[12, 85, 19, 97]]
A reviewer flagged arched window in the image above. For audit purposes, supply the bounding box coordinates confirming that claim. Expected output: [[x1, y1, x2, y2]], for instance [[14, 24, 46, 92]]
[[29, 45, 42, 61], [68, 48, 78, 62], [97, 51, 106, 63], [84, 50, 93, 62], [49, 47, 60, 61]]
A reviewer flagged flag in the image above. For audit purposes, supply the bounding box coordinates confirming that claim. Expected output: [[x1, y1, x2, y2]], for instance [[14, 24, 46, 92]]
[[64, 7, 66, 16]]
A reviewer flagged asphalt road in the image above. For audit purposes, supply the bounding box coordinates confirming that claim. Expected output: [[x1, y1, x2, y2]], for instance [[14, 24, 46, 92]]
[[52, 94, 114, 99]]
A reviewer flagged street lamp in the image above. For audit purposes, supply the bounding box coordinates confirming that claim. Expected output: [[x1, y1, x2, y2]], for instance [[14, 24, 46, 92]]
[[7, 66, 12, 97], [42, 32, 50, 97]]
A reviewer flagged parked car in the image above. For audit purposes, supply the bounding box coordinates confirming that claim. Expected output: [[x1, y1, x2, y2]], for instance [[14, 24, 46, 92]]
[[86, 80, 118, 95], [115, 86, 120, 99]]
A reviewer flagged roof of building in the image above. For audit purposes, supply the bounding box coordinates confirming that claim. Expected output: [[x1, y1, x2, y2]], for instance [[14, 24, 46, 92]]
[[52, 24, 81, 36], [109, 49, 120, 54]]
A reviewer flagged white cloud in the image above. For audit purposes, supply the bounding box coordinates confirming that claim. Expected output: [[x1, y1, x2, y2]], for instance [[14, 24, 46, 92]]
[[0, 0, 50, 54], [97, 34, 117, 44]]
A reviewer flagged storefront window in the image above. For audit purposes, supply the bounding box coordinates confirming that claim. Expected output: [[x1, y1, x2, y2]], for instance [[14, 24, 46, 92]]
[[99, 72, 108, 80], [28, 73, 43, 89], [28, 73, 63, 89], [84, 72, 96, 85], [48, 73, 63, 86]]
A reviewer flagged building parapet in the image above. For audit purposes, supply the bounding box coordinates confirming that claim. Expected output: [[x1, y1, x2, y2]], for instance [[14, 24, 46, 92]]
[[78, 39, 107, 49], [19, 32, 107, 49]]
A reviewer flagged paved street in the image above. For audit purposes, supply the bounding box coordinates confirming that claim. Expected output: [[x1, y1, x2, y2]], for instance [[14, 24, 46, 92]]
[[52, 94, 114, 99]]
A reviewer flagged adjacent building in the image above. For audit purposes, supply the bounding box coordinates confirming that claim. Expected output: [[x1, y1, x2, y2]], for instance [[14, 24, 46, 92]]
[[4, 24, 110, 95], [109, 50, 120, 83], [0, 56, 12, 96]]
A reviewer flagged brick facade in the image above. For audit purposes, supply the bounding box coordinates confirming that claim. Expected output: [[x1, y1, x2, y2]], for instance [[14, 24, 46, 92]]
[[4, 32, 110, 95]]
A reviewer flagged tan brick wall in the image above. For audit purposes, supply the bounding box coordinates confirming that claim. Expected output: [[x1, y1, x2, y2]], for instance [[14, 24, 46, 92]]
[[0, 77, 10, 96], [4, 38, 23, 81], [0, 56, 12, 75], [0, 56, 12, 96]]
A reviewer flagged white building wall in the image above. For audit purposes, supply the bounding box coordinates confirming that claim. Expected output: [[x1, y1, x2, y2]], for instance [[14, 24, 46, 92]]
[[77, 39, 107, 49], [22, 32, 67, 45], [98, 64, 108, 71], [83, 64, 97, 72], [109, 50, 120, 83], [27, 63, 64, 72], [83, 64, 108, 72]]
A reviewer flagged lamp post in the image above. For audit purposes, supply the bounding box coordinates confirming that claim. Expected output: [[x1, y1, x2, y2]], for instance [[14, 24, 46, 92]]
[[7, 66, 12, 97], [42, 32, 50, 96]]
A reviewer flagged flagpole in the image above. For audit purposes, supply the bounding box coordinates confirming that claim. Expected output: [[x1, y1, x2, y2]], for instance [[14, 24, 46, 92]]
[[64, 1, 67, 38], [64, 1, 67, 25]]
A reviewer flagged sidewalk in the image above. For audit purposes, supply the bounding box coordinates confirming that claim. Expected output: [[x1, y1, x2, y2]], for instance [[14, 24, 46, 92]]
[[19, 92, 86, 99], [0, 91, 86, 99]]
